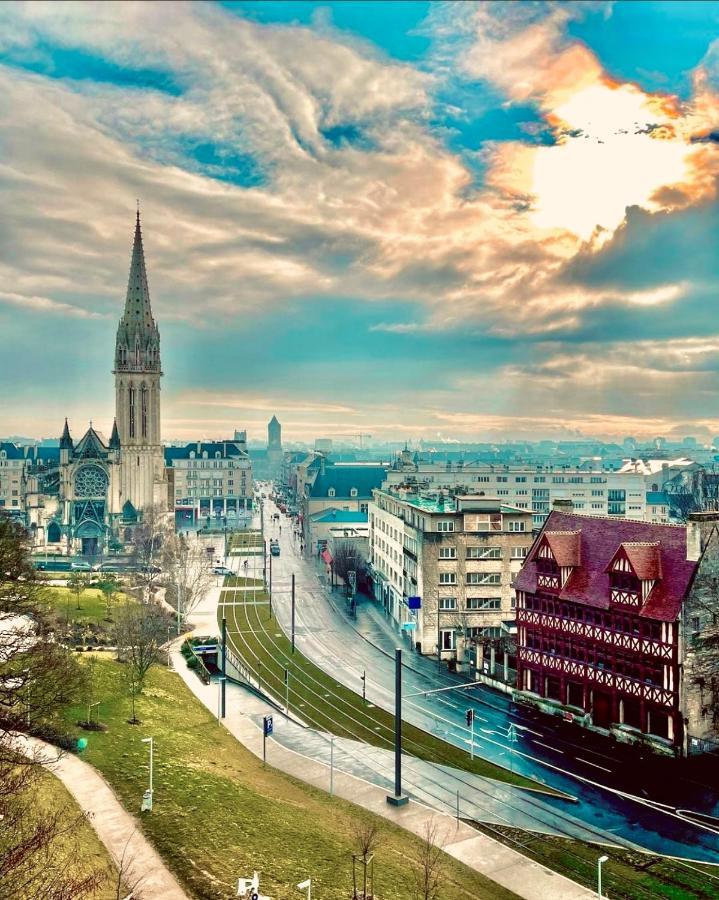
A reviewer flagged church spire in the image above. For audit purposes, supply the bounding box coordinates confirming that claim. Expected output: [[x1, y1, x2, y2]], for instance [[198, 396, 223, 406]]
[[114, 208, 161, 374], [109, 417, 121, 450], [60, 418, 73, 450]]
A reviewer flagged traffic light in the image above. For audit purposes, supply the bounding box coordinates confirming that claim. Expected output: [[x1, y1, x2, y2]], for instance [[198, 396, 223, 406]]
[[465, 709, 474, 727]]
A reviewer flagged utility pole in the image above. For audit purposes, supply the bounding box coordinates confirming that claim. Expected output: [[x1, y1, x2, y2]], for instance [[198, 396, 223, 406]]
[[221, 617, 227, 719], [269, 548, 273, 619], [263, 538, 267, 583], [291, 573, 296, 654], [386, 647, 408, 807]]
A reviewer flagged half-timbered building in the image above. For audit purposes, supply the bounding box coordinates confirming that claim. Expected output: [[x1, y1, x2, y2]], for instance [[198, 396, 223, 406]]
[[514, 507, 719, 755]]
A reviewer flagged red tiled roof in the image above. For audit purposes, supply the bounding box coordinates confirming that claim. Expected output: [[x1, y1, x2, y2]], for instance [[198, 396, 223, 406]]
[[514, 512, 697, 621], [613, 542, 663, 581], [542, 530, 581, 567]]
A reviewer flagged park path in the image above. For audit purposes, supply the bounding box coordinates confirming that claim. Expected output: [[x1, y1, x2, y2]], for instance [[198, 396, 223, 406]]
[[14, 734, 188, 900], [177, 569, 594, 900]]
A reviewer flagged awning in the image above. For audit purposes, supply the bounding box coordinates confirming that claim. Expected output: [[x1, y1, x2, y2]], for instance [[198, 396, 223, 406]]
[[321, 549, 333, 565]]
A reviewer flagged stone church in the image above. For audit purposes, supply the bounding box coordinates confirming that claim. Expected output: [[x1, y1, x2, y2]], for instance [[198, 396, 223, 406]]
[[25, 212, 167, 556]]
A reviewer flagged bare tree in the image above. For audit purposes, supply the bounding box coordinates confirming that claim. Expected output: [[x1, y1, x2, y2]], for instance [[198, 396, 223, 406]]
[[352, 820, 380, 900], [114, 831, 147, 899], [129, 505, 171, 603], [413, 819, 445, 900], [161, 532, 214, 632], [332, 540, 370, 594], [114, 598, 174, 724], [97, 574, 121, 622], [0, 513, 91, 897], [66, 571, 88, 612]]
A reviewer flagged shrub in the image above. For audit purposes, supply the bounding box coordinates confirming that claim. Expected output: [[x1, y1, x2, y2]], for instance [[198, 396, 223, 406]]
[[186, 655, 199, 670]]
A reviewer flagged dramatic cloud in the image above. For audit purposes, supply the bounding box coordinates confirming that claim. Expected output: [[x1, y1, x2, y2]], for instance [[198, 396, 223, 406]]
[[1, 1, 719, 440]]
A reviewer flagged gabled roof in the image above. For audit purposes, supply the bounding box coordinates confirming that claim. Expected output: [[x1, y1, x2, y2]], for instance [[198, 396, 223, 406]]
[[309, 465, 386, 499], [73, 426, 108, 460], [611, 542, 662, 581], [539, 530, 581, 568], [515, 511, 697, 621]]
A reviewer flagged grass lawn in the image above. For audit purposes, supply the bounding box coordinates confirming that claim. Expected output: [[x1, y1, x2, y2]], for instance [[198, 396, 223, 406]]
[[24, 769, 121, 898], [64, 657, 520, 900], [471, 823, 719, 900], [218, 588, 555, 794], [43, 585, 134, 627]]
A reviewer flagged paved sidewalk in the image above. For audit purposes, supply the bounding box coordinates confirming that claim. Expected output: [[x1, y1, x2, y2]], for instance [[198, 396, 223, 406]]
[[13, 734, 188, 900], [176, 587, 594, 899]]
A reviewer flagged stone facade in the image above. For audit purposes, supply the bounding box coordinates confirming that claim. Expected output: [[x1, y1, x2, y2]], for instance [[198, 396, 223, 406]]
[[23, 212, 167, 556], [370, 489, 533, 663]]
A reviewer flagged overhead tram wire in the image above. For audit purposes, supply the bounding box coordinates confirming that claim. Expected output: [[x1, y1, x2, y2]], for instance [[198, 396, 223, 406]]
[[218, 593, 630, 845]]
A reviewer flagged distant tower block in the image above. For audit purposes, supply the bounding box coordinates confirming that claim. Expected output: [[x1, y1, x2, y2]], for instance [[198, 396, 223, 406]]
[[267, 415, 282, 474]]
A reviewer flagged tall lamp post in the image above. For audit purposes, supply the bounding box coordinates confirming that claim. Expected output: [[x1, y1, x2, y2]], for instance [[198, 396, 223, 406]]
[[386, 647, 408, 807], [597, 855, 608, 899]]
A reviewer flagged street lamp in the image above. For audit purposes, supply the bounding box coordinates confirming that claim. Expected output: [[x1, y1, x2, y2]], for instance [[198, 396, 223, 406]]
[[217, 676, 226, 720], [141, 737, 153, 811], [597, 855, 609, 899]]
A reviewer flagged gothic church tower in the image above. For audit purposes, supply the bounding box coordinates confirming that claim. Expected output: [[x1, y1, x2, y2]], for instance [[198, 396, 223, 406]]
[[114, 211, 166, 514]]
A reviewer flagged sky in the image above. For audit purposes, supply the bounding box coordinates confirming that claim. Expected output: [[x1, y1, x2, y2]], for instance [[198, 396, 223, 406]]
[[2, 1, 719, 444]]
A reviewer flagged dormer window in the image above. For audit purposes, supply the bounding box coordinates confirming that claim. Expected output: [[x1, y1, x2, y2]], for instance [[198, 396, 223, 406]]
[[607, 542, 661, 606], [350, 488, 358, 498], [328, 488, 336, 497]]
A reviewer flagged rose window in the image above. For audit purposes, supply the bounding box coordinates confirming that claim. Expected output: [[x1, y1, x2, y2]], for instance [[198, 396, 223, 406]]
[[74, 465, 108, 498]]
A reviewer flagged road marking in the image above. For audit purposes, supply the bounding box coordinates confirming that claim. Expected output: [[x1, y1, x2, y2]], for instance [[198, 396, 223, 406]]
[[577, 757, 612, 773], [531, 740, 564, 754]]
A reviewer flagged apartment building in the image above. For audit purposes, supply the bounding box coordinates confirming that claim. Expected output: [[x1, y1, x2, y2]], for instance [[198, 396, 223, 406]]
[[370, 487, 534, 665], [383, 455, 694, 528], [0, 443, 27, 515], [165, 440, 253, 529]]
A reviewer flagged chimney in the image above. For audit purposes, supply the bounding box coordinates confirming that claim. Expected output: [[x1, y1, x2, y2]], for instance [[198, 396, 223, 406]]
[[686, 512, 719, 562], [552, 498, 574, 513]]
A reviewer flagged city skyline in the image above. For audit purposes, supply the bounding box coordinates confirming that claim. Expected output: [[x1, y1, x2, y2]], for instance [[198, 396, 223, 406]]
[[3, 1, 719, 442]]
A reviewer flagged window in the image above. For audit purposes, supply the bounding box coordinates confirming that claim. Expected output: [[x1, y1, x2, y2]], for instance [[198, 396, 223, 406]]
[[467, 572, 501, 585], [515, 476, 527, 483], [141, 384, 148, 438], [511, 546, 528, 559], [350, 488, 358, 498], [439, 596, 457, 610], [534, 476, 546, 483], [438, 547, 456, 559], [476, 476, 490, 483], [497, 476, 508, 482], [128, 385, 135, 438], [439, 572, 457, 584], [360, 503, 368, 514], [508, 520, 526, 532], [328, 488, 336, 497], [440, 629, 456, 650], [467, 546, 501, 559], [467, 597, 501, 610], [437, 520, 455, 532]]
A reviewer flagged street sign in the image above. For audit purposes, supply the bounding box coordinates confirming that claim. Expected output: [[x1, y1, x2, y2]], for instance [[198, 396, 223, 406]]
[[263, 715, 273, 736]]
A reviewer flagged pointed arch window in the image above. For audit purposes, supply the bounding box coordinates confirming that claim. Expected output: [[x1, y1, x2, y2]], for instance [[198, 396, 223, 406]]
[[141, 383, 148, 439], [129, 385, 136, 438]]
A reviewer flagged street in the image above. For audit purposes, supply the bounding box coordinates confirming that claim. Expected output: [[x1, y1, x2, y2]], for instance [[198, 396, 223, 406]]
[[258, 494, 719, 864]]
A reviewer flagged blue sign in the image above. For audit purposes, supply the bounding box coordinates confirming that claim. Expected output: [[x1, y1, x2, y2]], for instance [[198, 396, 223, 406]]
[[407, 596, 421, 610], [263, 715, 273, 736]]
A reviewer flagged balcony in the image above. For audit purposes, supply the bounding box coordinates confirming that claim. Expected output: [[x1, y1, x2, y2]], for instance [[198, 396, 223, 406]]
[[537, 573, 560, 590], [610, 588, 640, 607]]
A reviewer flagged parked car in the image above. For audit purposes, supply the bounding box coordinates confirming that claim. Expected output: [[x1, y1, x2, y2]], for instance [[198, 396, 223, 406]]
[[70, 560, 93, 571], [212, 565, 233, 576], [270, 542, 280, 557]]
